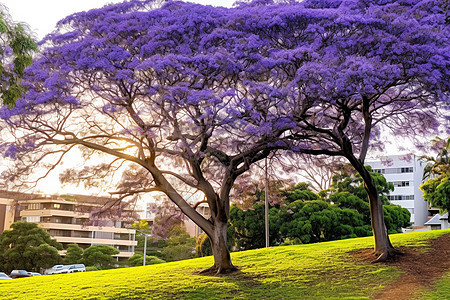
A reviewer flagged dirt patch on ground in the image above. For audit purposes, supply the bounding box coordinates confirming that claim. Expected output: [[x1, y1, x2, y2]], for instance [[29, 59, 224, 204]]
[[352, 233, 450, 300]]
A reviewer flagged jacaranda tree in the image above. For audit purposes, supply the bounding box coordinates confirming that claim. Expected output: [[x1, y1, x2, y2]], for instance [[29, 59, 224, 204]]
[[221, 0, 449, 260], [0, 0, 288, 274]]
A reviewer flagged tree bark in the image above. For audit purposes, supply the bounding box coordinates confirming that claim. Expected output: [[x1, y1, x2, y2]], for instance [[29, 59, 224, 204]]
[[363, 172, 399, 261], [345, 153, 399, 262], [209, 218, 236, 274], [199, 218, 236, 275]]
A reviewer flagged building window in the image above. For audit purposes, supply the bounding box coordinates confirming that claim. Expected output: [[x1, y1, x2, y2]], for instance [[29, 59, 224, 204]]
[[392, 181, 410, 187], [94, 231, 114, 240], [27, 203, 41, 210], [48, 229, 71, 237], [377, 167, 414, 174], [400, 167, 414, 173], [53, 203, 61, 209], [388, 195, 414, 201], [23, 216, 40, 223]]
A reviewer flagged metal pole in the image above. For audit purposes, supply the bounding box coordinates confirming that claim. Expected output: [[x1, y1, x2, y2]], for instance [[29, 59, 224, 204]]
[[265, 157, 269, 248], [143, 234, 148, 266]]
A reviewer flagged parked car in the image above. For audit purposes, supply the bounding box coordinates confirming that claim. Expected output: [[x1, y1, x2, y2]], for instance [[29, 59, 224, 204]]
[[28, 272, 42, 276], [67, 264, 86, 273], [10, 270, 31, 279], [44, 265, 66, 275], [44, 264, 86, 275], [0, 272, 11, 280]]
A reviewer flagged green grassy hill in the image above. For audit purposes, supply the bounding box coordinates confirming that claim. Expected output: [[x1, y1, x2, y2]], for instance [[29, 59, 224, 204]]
[[1, 229, 449, 300]]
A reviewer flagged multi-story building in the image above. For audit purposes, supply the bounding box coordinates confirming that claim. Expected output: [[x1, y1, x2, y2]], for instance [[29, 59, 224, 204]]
[[0, 191, 39, 233], [0, 191, 137, 260], [367, 155, 430, 226], [0, 197, 14, 233]]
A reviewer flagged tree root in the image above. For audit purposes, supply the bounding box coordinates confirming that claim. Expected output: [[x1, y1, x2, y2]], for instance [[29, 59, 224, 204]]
[[372, 248, 404, 263], [199, 265, 239, 275]]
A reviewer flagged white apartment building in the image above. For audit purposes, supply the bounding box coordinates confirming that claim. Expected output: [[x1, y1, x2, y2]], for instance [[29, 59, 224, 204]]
[[367, 155, 429, 226]]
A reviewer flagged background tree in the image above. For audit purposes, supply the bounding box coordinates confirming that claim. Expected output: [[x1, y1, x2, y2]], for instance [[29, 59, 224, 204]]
[[128, 253, 165, 267], [324, 168, 410, 234], [196, 233, 212, 257], [0, 4, 36, 106], [82, 245, 119, 270], [229, 202, 283, 250], [229, 173, 410, 250], [420, 137, 450, 213], [0, 221, 62, 272], [63, 243, 84, 265], [150, 201, 185, 241], [161, 225, 196, 262], [225, 0, 448, 261], [132, 219, 153, 252]]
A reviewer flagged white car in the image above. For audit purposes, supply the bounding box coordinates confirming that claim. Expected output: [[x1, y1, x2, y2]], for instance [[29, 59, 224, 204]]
[[0, 272, 12, 280], [66, 264, 86, 273], [44, 265, 67, 275], [44, 264, 86, 275]]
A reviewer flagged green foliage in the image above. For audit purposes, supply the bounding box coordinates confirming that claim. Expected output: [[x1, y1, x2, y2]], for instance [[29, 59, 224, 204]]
[[421, 175, 450, 213], [230, 171, 410, 251], [127, 253, 165, 267], [282, 182, 318, 203], [0, 221, 62, 272], [82, 245, 119, 270], [323, 166, 394, 205], [383, 205, 412, 234], [229, 202, 282, 250], [0, 230, 447, 299], [325, 168, 410, 234], [196, 233, 212, 257], [421, 137, 450, 179], [63, 243, 84, 265], [132, 219, 150, 232], [420, 137, 450, 213], [161, 227, 196, 262], [0, 7, 37, 106], [132, 220, 153, 251]]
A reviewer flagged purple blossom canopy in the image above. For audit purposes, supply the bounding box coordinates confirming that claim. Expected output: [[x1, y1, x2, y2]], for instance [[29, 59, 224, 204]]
[[1, 0, 448, 189]]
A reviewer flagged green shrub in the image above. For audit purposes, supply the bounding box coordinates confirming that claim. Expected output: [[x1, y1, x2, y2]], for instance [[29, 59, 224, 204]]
[[196, 233, 212, 257]]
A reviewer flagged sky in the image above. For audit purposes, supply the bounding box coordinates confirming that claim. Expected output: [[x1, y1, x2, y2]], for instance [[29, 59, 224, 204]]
[[1, 0, 236, 40]]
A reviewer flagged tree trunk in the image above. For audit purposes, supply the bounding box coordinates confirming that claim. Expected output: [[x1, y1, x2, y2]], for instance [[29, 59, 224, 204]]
[[358, 166, 400, 261], [201, 218, 236, 275], [364, 178, 399, 261], [345, 153, 399, 262]]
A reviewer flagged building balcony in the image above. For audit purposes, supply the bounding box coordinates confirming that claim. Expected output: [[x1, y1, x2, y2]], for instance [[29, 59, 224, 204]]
[[20, 209, 90, 218], [38, 222, 136, 234], [52, 236, 137, 247]]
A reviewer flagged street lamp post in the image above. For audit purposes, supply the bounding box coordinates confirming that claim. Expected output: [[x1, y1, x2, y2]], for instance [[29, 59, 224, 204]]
[[135, 229, 151, 266], [143, 233, 150, 266]]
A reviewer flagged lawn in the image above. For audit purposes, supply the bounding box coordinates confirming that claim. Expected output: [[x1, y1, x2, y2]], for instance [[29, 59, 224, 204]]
[[0, 229, 449, 299]]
